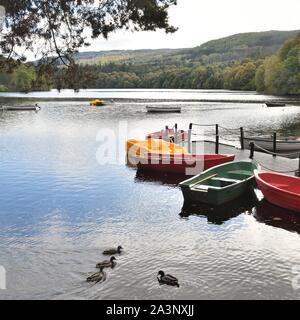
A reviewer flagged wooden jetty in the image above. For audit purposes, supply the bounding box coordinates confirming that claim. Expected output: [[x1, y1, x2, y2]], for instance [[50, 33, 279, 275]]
[[193, 141, 299, 177], [167, 122, 300, 177]]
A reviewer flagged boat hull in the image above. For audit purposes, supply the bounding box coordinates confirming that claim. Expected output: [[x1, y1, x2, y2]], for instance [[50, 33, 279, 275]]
[[146, 107, 181, 113], [1, 105, 41, 111], [265, 103, 286, 107], [255, 171, 300, 213], [137, 154, 235, 175], [244, 137, 300, 153], [180, 160, 258, 206]]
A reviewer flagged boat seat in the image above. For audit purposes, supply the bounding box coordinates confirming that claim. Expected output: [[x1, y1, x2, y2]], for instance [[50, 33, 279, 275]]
[[192, 185, 209, 192], [227, 170, 253, 178], [211, 177, 240, 183]]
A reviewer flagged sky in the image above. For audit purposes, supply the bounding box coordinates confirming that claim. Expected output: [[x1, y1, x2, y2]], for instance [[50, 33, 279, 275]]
[[83, 0, 300, 52]]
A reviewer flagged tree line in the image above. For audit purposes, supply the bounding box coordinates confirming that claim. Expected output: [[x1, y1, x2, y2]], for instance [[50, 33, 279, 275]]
[[0, 34, 299, 95]]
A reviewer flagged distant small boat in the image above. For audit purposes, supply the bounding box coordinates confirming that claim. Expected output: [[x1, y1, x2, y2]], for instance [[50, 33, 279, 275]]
[[265, 102, 286, 107], [243, 136, 300, 153], [179, 160, 259, 205], [146, 106, 181, 113], [1, 104, 41, 111], [146, 128, 188, 142], [90, 99, 105, 107], [137, 154, 235, 175], [255, 171, 300, 213]]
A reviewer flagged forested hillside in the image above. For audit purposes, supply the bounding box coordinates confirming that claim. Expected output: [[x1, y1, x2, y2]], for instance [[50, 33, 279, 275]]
[[0, 30, 299, 94]]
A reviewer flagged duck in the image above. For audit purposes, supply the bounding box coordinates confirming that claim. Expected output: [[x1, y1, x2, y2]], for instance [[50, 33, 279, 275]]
[[157, 270, 180, 287], [96, 256, 117, 269], [86, 267, 107, 284], [102, 245, 123, 255]]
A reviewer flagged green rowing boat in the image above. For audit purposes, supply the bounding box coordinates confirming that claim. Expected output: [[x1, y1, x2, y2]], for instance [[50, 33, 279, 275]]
[[179, 160, 259, 206]]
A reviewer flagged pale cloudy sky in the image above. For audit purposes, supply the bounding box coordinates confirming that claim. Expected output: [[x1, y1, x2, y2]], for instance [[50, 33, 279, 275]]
[[84, 0, 300, 52]]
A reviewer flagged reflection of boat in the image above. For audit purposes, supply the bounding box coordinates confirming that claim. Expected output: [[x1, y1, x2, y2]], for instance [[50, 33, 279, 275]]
[[254, 199, 300, 234], [137, 154, 235, 175], [255, 171, 300, 213], [243, 136, 300, 153], [265, 102, 286, 107], [146, 106, 181, 113], [135, 170, 184, 186], [180, 191, 258, 225], [1, 104, 41, 111], [89, 99, 105, 107], [180, 160, 259, 205], [146, 128, 188, 142]]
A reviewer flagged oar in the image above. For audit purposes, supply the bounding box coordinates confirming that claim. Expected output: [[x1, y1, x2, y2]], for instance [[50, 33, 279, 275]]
[[190, 173, 218, 189]]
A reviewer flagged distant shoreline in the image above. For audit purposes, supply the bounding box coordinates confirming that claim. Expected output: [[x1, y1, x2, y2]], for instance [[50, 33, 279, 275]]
[[1, 96, 300, 105]]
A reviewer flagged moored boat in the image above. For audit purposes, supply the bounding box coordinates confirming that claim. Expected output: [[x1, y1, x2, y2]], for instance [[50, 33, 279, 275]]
[[265, 102, 286, 107], [90, 99, 105, 107], [146, 106, 181, 113], [146, 128, 188, 142], [243, 136, 300, 153], [127, 139, 188, 163], [1, 104, 41, 111], [254, 171, 300, 213], [179, 160, 259, 206], [137, 153, 235, 175]]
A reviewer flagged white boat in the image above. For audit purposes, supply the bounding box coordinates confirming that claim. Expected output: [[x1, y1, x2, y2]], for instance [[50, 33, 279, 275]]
[[146, 106, 181, 113], [1, 104, 41, 111], [243, 136, 300, 153]]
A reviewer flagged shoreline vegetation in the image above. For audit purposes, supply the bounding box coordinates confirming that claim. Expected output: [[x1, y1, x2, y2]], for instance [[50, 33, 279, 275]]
[[0, 31, 299, 97]]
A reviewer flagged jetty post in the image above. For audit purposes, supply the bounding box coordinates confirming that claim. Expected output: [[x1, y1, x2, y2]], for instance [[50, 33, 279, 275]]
[[174, 123, 178, 144], [240, 127, 244, 150], [188, 123, 193, 153], [273, 133, 277, 157], [215, 124, 219, 154], [249, 142, 255, 159]]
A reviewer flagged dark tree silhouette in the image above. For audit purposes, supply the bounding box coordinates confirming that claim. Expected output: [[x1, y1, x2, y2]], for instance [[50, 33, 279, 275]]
[[0, 0, 177, 67]]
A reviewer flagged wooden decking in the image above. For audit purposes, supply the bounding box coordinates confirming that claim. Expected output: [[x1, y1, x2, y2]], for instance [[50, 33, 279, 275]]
[[190, 141, 299, 176]]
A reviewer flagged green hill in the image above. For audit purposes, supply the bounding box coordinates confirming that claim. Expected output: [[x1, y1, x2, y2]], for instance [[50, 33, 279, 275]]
[[75, 30, 300, 65]]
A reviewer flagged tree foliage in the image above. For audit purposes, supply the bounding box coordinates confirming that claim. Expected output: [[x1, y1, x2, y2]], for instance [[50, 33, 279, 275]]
[[0, 0, 177, 66], [255, 34, 300, 95]]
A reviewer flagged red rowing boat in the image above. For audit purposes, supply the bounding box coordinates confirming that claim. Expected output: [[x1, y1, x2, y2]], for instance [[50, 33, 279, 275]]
[[136, 154, 235, 175], [146, 128, 188, 142], [254, 171, 300, 213]]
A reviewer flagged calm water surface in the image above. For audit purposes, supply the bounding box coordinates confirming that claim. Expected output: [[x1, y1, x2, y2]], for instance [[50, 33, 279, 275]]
[[1, 90, 300, 300]]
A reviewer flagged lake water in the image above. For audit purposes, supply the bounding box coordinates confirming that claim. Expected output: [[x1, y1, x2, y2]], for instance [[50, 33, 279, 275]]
[[0, 89, 300, 300]]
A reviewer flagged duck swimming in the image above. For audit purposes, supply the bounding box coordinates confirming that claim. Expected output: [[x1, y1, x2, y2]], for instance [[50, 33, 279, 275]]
[[102, 245, 123, 255], [96, 256, 117, 269], [86, 267, 107, 284], [157, 270, 180, 287]]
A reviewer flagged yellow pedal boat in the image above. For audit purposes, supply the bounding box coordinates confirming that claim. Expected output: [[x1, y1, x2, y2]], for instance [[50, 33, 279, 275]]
[[127, 139, 188, 164], [90, 99, 105, 107]]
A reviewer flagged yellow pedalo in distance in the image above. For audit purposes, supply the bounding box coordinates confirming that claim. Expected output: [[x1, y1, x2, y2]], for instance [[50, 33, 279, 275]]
[[90, 99, 106, 107]]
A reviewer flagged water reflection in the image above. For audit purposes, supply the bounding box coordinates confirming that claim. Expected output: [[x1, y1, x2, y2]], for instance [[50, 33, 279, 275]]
[[180, 191, 258, 225], [135, 169, 185, 186], [254, 199, 300, 235]]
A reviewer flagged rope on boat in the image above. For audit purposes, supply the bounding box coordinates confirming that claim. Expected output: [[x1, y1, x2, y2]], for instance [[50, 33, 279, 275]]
[[252, 143, 300, 157]]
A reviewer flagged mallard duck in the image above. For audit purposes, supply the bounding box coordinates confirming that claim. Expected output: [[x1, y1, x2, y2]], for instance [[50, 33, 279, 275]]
[[157, 270, 179, 287], [86, 267, 107, 284], [96, 256, 117, 269], [102, 245, 123, 255]]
